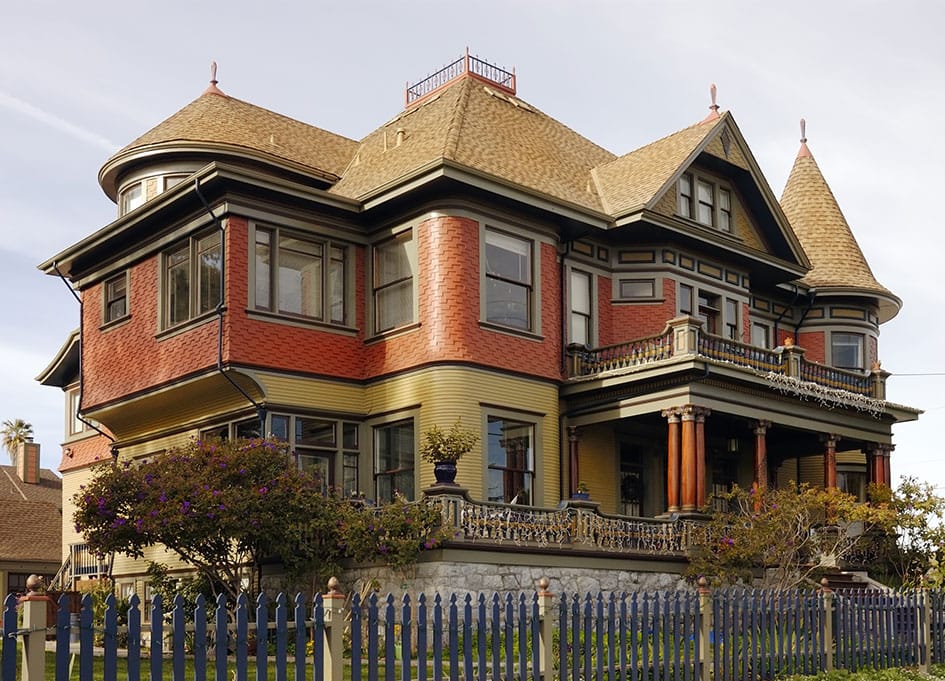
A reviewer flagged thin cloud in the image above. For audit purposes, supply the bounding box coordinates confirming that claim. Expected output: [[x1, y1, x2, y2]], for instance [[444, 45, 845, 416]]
[[0, 90, 117, 152]]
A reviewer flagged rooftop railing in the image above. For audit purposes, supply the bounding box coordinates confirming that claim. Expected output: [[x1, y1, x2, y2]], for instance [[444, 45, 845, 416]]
[[405, 49, 516, 106]]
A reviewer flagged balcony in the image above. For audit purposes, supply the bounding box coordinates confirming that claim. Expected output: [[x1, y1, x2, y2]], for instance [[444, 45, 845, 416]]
[[566, 317, 887, 405]]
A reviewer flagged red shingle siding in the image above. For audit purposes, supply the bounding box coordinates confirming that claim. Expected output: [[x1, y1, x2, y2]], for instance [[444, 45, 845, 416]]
[[596, 274, 613, 347], [796, 331, 825, 364], [610, 278, 677, 343], [81, 253, 218, 408], [58, 435, 114, 473]]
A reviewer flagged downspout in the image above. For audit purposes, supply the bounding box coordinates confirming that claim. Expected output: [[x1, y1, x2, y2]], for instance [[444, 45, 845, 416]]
[[194, 179, 268, 435], [793, 289, 817, 339], [773, 285, 801, 344]]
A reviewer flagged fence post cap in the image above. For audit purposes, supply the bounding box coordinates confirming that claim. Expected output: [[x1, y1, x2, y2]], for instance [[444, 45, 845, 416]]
[[697, 576, 710, 594], [819, 577, 832, 593], [325, 576, 343, 596], [537, 576, 550, 594]]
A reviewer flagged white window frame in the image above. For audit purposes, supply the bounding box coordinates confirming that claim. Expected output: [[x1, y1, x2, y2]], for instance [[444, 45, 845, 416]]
[[482, 226, 538, 334], [372, 230, 417, 334], [751, 321, 772, 349], [373, 418, 416, 503], [569, 269, 593, 346], [830, 331, 865, 370]]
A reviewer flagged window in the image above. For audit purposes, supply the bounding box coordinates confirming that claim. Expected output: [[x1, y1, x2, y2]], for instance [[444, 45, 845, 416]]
[[485, 229, 533, 331], [619, 279, 656, 300], [697, 291, 720, 335], [374, 421, 415, 503], [163, 174, 187, 191], [677, 172, 734, 232], [679, 284, 693, 315], [120, 183, 145, 214], [837, 464, 867, 501], [752, 322, 771, 349], [569, 270, 592, 345], [68, 389, 87, 436], [164, 232, 221, 328], [677, 174, 693, 218], [255, 227, 347, 324], [104, 273, 128, 323], [487, 416, 534, 505], [724, 298, 739, 340], [831, 332, 864, 370], [373, 232, 416, 333]]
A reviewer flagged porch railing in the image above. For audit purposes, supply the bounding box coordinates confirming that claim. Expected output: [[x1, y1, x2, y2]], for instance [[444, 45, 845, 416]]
[[429, 494, 702, 557], [568, 317, 885, 400]]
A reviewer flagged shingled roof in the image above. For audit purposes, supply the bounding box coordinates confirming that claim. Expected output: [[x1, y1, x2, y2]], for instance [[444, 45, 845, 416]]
[[329, 74, 616, 212], [592, 116, 722, 216], [0, 466, 62, 564], [780, 134, 900, 320], [100, 88, 359, 197]]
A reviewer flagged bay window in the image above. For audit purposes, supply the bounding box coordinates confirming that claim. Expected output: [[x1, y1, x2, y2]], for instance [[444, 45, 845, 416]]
[[163, 232, 221, 328], [484, 228, 533, 331], [373, 232, 416, 333], [487, 416, 534, 505]]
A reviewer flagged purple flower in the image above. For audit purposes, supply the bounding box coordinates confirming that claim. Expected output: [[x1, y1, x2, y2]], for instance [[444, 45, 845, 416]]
[[258, 486, 268, 495]]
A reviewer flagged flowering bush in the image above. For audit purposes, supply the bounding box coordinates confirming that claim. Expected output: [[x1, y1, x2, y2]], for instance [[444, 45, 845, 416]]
[[73, 437, 446, 599]]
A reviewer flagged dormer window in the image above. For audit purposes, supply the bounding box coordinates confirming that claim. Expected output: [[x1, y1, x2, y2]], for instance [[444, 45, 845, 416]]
[[677, 172, 734, 233], [118, 172, 193, 216]]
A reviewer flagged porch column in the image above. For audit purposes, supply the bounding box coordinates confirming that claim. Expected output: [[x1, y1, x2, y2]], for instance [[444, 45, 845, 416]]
[[879, 444, 894, 487], [681, 407, 697, 512], [662, 408, 682, 513], [753, 420, 771, 494], [567, 426, 579, 497], [695, 408, 709, 508], [822, 434, 839, 489]]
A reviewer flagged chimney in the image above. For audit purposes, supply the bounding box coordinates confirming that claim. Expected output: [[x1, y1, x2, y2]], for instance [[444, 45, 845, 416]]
[[16, 440, 41, 484]]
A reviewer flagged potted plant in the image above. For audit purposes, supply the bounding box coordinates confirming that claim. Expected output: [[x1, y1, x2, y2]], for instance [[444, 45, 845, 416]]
[[420, 420, 479, 486], [572, 481, 590, 500]]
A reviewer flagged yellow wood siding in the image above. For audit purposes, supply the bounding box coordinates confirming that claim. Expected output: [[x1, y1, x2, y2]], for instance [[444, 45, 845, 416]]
[[577, 424, 618, 513], [256, 373, 365, 414]]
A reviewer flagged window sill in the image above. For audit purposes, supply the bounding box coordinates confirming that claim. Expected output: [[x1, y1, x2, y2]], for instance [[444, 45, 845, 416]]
[[613, 297, 666, 305], [155, 310, 219, 341], [364, 322, 421, 344], [246, 309, 358, 336], [478, 321, 544, 342], [99, 315, 132, 332]]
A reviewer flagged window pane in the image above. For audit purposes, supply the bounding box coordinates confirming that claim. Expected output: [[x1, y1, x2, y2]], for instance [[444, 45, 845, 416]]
[[121, 183, 144, 214], [620, 279, 655, 299], [570, 271, 591, 315], [296, 418, 335, 446], [485, 279, 529, 329], [329, 246, 346, 324], [697, 180, 714, 225], [832, 333, 864, 369], [679, 284, 693, 315], [677, 174, 692, 218], [197, 233, 222, 315], [752, 323, 770, 348], [254, 229, 272, 311], [279, 235, 322, 318], [570, 313, 588, 345], [485, 231, 531, 284], [166, 246, 190, 326], [235, 418, 262, 439], [105, 274, 127, 322], [374, 234, 415, 333], [487, 416, 534, 504], [375, 421, 415, 502], [270, 414, 290, 441]]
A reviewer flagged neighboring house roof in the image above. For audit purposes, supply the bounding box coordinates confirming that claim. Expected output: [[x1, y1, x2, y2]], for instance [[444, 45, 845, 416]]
[[779, 134, 900, 320], [329, 74, 617, 212], [0, 466, 62, 564], [99, 87, 360, 198]]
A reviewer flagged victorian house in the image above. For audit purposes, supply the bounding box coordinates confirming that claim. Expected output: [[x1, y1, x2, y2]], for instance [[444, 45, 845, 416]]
[[40, 54, 918, 592]]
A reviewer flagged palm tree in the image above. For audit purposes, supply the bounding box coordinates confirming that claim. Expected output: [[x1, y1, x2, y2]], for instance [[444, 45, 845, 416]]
[[1, 418, 33, 465]]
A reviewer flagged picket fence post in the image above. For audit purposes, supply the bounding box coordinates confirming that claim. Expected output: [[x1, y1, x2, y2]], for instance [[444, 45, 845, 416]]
[[697, 577, 712, 681], [536, 577, 554, 681], [322, 577, 345, 681], [919, 588, 931, 674], [19, 575, 50, 681], [820, 578, 834, 671]]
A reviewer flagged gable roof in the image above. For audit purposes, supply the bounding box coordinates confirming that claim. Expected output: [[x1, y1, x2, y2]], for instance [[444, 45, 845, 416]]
[[591, 116, 722, 216], [99, 89, 359, 199], [780, 139, 900, 321], [0, 466, 62, 564], [329, 74, 616, 213]]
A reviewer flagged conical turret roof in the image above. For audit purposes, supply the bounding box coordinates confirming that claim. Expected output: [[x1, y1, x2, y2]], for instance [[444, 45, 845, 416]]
[[780, 123, 900, 321]]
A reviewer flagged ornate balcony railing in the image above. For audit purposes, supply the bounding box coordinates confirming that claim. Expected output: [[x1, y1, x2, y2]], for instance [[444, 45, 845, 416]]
[[567, 317, 886, 402], [405, 49, 516, 106], [427, 494, 702, 558]]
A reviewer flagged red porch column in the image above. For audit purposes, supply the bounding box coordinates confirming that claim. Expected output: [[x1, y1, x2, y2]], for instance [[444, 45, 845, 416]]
[[881, 444, 894, 487], [822, 434, 839, 489], [695, 408, 709, 509], [753, 420, 771, 494], [681, 408, 697, 512], [662, 408, 681, 513], [567, 426, 579, 497]]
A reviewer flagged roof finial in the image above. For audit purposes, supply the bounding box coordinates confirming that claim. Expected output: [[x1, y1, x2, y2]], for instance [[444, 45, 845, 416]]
[[700, 83, 721, 122], [797, 117, 812, 158], [203, 60, 225, 96]]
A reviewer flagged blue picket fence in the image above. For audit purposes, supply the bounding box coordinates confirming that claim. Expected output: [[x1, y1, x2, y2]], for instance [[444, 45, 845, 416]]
[[2, 586, 944, 681]]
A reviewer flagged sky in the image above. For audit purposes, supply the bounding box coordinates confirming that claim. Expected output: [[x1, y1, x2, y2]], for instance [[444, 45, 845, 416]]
[[1, 1, 943, 490]]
